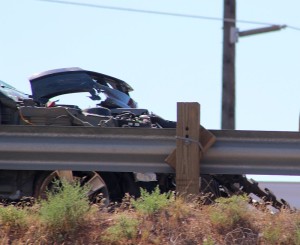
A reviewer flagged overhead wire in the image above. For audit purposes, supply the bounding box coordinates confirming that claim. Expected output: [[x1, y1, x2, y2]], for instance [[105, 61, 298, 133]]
[[37, 0, 300, 31], [286, 25, 300, 31]]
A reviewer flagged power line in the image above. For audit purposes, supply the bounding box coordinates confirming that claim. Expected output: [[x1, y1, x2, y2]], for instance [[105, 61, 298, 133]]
[[287, 25, 300, 31], [38, 0, 300, 31]]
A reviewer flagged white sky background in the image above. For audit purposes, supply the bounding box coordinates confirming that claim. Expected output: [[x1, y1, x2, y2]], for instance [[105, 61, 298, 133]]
[[1, 0, 300, 182]]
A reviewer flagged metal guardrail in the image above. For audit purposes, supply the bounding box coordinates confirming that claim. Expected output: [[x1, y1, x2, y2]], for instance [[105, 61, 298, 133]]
[[1, 125, 300, 175], [204, 130, 300, 175], [0, 126, 175, 173]]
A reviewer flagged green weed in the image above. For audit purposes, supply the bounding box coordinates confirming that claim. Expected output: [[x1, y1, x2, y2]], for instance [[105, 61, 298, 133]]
[[0, 205, 28, 228], [131, 186, 173, 215], [262, 225, 281, 245], [209, 195, 251, 232], [295, 227, 300, 245], [39, 179, 90, 233], [104, 214, 139, 243], [203, 236, 215, 245]]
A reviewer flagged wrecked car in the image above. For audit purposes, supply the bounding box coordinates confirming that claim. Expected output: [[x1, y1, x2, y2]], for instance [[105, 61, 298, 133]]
[[0, 67, 288, 208]]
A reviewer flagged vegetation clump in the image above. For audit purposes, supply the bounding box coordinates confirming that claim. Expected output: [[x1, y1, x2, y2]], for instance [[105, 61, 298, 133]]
[[39, 180, 90, 233], [131, 186, 173, 215], [0, 183, 298, 244], [0, 204, 28, 228], [103, 213, 139, 243], [209, 194, 254, 233]]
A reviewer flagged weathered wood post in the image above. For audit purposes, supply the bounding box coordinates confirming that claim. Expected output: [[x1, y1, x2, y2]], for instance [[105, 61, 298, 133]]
[[176, 102, 200, 194]]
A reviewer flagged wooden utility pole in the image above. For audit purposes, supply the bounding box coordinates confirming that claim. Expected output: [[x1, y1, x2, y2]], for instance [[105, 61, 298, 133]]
[[221, 0, 285, 130], [222, 0, 236, 129]]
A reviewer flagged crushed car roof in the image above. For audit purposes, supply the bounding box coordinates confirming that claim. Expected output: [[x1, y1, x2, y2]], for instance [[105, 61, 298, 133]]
[[29, 67, 136, 108]]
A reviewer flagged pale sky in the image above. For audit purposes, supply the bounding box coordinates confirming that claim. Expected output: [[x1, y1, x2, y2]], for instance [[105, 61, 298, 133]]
[[1, 0, 300, 182]]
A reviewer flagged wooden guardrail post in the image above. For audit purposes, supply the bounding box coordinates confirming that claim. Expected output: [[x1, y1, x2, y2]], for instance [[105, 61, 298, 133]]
[[176, 102, 200, 195]]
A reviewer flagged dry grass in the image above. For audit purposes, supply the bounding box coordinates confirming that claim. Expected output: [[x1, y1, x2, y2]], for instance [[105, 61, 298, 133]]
[[0, 186, 299, 245]]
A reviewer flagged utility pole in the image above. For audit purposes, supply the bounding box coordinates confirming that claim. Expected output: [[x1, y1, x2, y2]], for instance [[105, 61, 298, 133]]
[[221, 0, 285, 130], [222, 0, 236, 129]]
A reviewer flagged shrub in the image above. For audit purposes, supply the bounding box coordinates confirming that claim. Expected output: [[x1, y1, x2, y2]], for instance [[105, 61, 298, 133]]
[[104, 214, 139, 243], [261, 212, 300, 245], [39, 179, 90, 234], [0, 205, 28, 228], [131, 186, 173, 215], [209, 195, 252, 233], [166, 195, 190, 221], [203, 236, 215, 245], [295, 227, 300, 245], [263, 225, 282, 245]]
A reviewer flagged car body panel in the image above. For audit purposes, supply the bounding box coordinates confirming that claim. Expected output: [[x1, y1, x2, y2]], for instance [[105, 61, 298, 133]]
[[0, 80, 30, 103], [29, 67, 137, 108]]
